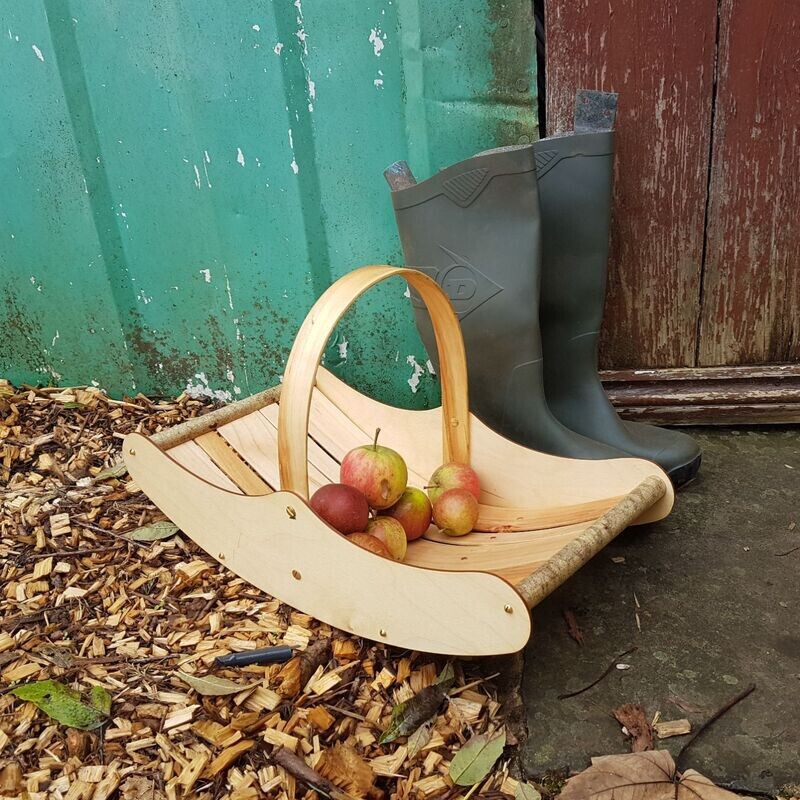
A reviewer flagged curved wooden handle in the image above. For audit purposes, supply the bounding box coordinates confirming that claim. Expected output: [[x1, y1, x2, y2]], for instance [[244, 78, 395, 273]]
[[278, 266, 470, 498]]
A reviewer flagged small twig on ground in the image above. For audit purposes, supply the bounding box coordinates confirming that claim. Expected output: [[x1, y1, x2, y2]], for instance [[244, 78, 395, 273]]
[[774, 545, 800, 557], [676, 683, 756, 770], [558, 647, 638, 700], [271, 746, 357, 800]]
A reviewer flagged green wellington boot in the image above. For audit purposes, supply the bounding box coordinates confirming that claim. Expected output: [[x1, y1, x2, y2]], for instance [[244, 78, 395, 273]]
[[533, 90, 701, 487], [384, 147, 624, 459]]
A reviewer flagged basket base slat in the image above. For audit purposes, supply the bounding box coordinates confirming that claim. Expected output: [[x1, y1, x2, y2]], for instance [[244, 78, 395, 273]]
[[169, 440, 242, 493], [195, 431, 272, 495]]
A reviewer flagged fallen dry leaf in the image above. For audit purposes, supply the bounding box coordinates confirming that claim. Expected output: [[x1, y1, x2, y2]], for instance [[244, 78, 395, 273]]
[[317, 743, 376, 798], [559, 750, 744, 799], [612, 703, 653, 752]]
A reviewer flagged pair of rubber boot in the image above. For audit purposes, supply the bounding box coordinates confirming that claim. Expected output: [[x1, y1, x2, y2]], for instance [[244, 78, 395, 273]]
[[384, 90, 700, 488]]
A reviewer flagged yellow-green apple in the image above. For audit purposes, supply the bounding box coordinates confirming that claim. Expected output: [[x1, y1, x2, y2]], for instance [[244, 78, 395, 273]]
[[365, 516, 407, 561], [340, 429, 408, 509], [386, 487, 432, 541], [348, 532, 391, 558], [426, 462, 481, 504], [432, 488, 479, 536], [309, 483, 370, 534]]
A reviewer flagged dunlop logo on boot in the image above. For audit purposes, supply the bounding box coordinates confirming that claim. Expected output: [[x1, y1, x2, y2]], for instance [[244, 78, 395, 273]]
[[410, 247, 502, 319]]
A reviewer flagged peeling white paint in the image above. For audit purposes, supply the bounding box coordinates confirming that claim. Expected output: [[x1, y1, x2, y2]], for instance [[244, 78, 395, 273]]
[[204, 150, 211, 163], [185, 372, 233, 403], [51, 330, 59, 347], [374, 78, 383, 88], [308, 78, 316, 99], [236, 147, 246, 166], [252, 23, 260, 31], [403, 284, 410, 298], [222, 265, 234, 310], [226, 368, 235, 382], [274, 42, 284, 55], [199, 269, 212, 283], [290, 159, 299, 174], [193, 163, 201, 189], [288, 128, 294, 149], [426, 359, 436, 375], [368, 28, 385, 57], [32, 44, 44, 61], [337, 336, 349, 361], [406, 354, 425, 393]]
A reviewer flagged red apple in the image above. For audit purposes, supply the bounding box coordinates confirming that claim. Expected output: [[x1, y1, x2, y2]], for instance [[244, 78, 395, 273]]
[[340, 428, 408, 510], [432, 488, 479, 537], [365, 516, 407, 561], [427, 462, 481, 504], [386, 487, 432, 542], [348, 532, 391, 558], [309, 483, 370, 534]]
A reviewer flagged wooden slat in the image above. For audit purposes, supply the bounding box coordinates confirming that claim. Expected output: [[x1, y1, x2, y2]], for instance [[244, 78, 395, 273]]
[[698, 0, 800, 365], [545, 0, 717, 368], [195, 432, 272, 496], [168, 441, 242, 494]]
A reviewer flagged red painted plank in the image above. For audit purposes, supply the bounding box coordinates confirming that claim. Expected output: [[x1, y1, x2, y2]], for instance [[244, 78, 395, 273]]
[[698, 0, 800, 366], [544, 1, 717, 368]]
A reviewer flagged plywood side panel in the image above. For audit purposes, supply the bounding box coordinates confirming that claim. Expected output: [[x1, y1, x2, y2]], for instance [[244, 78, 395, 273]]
[[544, 0, 717, 367], [698, 0, 800, 365]]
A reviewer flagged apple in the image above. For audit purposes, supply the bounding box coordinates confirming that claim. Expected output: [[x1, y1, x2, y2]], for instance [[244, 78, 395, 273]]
[[432, 488, 479, 537], [386, 487, 432, 542], [348, 532, 392, 558], [309, 483, 370, 534], [365, 516, 407, 561], [426, 462, 481, 504], [340, 428, 408, 510]]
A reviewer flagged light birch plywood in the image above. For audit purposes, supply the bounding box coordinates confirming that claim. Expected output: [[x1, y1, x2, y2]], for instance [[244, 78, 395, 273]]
[[124, 433, 531, 656], [315, 368, 674, 525], [216, 409, 328, 495], [195, 432, 272, 495], [168, 441, 242, 493]]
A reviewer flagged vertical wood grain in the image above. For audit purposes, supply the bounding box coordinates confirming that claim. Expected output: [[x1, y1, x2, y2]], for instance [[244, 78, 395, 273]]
[[544, 0, 718, 368], [698, 0, 800, 366]]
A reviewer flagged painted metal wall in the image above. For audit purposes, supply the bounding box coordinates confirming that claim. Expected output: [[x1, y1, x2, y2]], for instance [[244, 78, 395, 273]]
[[0, 1, 537, 406]]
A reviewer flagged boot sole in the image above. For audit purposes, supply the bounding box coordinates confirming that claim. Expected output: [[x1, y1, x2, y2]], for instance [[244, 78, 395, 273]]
[[667, 453, 702, 490]]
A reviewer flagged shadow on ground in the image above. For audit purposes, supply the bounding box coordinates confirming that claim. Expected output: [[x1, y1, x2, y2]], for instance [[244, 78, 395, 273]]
[[521, 428, 800, 796]]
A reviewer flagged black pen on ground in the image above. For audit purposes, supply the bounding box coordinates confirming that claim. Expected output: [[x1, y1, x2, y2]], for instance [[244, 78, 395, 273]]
[[215, 645, 293, 668]]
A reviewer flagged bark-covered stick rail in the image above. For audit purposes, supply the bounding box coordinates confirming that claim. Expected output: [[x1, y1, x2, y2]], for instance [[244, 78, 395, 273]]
[[149, 386, 282, 450], [516, 475, 667, 609]]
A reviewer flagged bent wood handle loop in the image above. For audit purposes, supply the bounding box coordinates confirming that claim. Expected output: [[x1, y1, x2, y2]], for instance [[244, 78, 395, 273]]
[[278, 266, 470, 498], [517, 476, 667, 609]]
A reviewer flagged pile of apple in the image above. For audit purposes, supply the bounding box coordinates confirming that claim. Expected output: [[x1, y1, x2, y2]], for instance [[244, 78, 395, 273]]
[[308, 429, 481, 561]]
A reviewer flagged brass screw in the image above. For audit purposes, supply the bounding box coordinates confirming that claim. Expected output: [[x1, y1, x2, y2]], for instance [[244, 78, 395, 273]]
[[128, 448, 136, 456], [218, 552, 226, 561], [450, 418, 459, 427], [286, 506, 296, 519], [504, 604, 513, 614], [379, 628, 387, 637], [292, 569, 302, 580]]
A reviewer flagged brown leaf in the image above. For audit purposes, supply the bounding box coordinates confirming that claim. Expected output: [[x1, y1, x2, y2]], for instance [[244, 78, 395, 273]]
[[562, 609, 584, 645], [559, 751, 743, 799], [317, 743, 376, 798], [612, 703, 654, 752]]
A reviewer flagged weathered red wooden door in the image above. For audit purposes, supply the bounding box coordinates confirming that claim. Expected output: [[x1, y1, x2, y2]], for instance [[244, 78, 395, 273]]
[[544, 0, 800, 423]]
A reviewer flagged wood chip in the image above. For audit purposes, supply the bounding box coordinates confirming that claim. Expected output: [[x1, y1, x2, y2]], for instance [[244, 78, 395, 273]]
[[654, 718, 692, 739]]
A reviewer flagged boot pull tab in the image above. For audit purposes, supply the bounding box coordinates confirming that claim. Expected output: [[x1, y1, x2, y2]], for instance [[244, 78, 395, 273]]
[[384, 160, 417, 191]]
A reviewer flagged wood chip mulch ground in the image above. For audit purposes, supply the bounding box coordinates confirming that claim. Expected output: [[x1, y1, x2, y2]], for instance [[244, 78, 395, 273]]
[[0, 380, 526, 800]]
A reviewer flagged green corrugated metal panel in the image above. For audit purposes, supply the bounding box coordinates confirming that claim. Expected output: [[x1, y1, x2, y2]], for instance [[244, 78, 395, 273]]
[[1, 0, 537, 406]]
